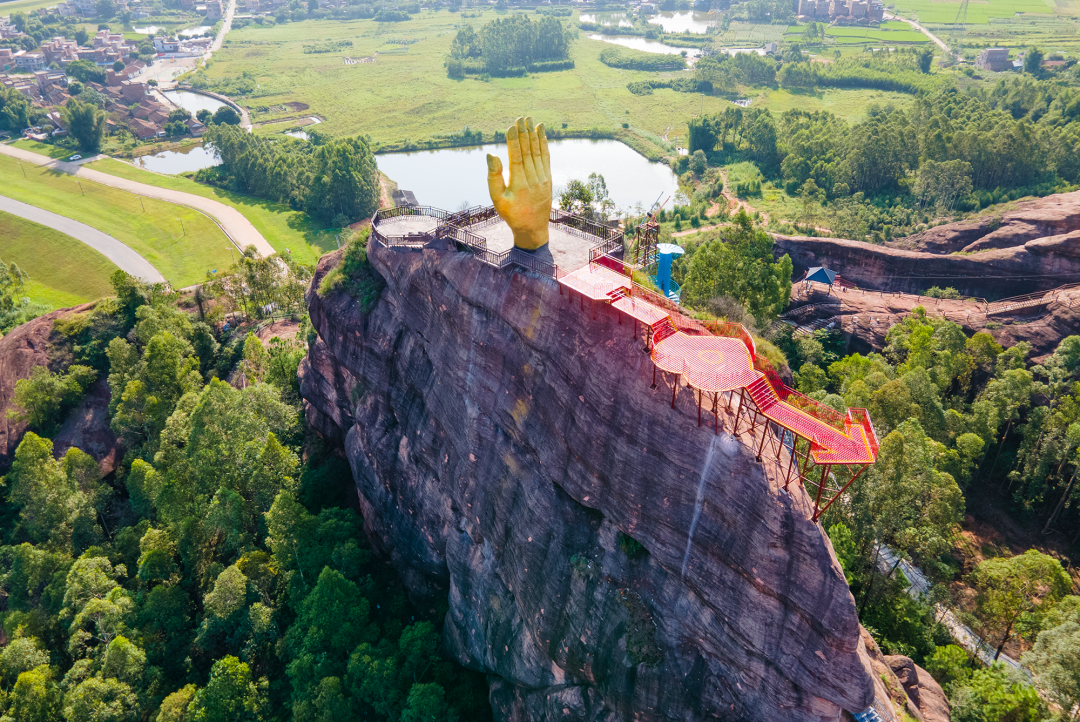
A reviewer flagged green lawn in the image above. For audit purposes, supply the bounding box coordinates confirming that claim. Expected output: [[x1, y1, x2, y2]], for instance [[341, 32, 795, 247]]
[[0, 0, 63, 14], [12, 139, 80, 160], [200, 10, 914, 152], [747, 86, 908, 121], [0, 211, 118, 308], [0, 155, 234, 288], [84, 158, 340, 266]]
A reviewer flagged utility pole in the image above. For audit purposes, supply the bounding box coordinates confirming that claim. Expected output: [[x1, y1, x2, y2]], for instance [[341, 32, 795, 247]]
[[19, 162, 26, 178], [77, 180, 84, 195], [140, 197, 145, 213], [177, 218, 185, 236]]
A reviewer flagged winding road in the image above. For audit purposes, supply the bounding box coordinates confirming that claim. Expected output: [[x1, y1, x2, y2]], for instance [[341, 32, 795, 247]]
[[0, 144, 275, 257], [0, 197, 165, 283]]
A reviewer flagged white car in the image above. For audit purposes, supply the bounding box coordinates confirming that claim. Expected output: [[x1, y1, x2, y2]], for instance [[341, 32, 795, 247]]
[[68, 154, 82, 161]]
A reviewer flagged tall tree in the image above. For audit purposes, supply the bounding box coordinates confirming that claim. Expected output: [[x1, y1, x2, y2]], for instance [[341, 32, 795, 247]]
[[63, 98, 107, 153]]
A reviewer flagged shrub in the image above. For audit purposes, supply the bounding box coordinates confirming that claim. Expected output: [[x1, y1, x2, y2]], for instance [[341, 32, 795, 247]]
[[599, 46, 685, 72]]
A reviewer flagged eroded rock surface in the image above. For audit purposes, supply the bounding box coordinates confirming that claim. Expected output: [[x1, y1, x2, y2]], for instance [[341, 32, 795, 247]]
[[0, 304, 93, 470], [773, 190, 1080, 300], [885, 656, 950, 722], [301, 242, 879, 721]]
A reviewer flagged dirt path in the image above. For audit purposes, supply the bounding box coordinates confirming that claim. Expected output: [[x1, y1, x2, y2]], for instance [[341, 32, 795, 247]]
[[884, 11, 950, 53], [671, 168, 769, 238]]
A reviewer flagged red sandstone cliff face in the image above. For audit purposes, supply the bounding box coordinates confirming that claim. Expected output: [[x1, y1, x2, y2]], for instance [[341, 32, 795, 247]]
[[773, 190, 1080, 299], [0, 305, 120, 473], [300, 242, 881, 721]]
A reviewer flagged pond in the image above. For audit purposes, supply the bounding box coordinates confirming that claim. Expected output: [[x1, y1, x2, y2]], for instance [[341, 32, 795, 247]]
[[579, 11, 635, 27], [285, 116, 323, 140], [133, 143, 221, 174], [647, 10, 718, 33], [162, 89, 228, 116], [720, 47, 767, 56], [375, 139, 678, 214], [180, 25, 213, 36], [587, 33, 701, 60], [133, 25, 161, 33]]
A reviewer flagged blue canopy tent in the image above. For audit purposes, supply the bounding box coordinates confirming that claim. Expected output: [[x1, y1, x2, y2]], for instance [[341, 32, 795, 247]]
[[803, 266, 837, 294]]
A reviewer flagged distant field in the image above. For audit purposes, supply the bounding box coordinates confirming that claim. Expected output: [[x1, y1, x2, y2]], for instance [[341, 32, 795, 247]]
[[0, 0, 62, 14], [824, 27, 928, 43], [889, 0, 1070, 24], [201, 11, 917, 152], [0, 211, 117, 309], [84, 158, 340, 267], [954, 16, 1080, 56], [749, 87, 911, 120], [0, 155, 234, 288]]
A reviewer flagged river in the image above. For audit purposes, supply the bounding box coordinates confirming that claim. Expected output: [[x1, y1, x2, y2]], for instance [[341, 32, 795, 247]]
[[375, 138, 678, 213]]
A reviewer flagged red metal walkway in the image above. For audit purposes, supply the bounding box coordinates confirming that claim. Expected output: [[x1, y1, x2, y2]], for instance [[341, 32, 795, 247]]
[[558, 258, 879, 520]]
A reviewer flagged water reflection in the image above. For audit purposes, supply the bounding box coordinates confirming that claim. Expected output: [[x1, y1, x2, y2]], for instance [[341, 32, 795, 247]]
[[133, 143, 221, 174], [162, 89, 228, 116], [579, 12, 634, 27], [133, 25, 160, 33], [647, 10, 718, 33], [180, 25, 212, 36], [375, 138, 678, 213], [587, 33, 700, 60]]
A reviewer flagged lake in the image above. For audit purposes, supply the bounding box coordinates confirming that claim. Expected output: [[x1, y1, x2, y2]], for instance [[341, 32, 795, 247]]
[[375, 139, 678, 214], [133, 143, 221, 174], [133, 25, 160, 33], [587, 33, 701, 60], [180, 25, 212, 36], [162, 89, 228, 116]]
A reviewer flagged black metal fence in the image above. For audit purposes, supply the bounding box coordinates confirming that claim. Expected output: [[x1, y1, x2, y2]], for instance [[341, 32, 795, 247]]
[[372, 204, 624, 281]]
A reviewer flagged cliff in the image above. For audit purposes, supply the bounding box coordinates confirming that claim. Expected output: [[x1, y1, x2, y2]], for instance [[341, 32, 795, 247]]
[[300, 241, 884, 721], [0, 303, 125, 474], [773, 189, 1080, 299]]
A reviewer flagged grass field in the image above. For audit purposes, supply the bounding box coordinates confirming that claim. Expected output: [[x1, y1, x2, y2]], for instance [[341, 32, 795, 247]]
[[0, 0, 63, 15], [0, 155, 235, 288], [889, 0, 1074, 25], [12, 139, 81, 160], [200, 10, 915, 151], [0, 211, 118, 309], [84, 158, 340, 267]]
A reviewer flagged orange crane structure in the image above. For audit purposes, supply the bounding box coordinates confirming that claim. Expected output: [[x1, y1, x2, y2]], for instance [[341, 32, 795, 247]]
[[558, 255, 880, 522]]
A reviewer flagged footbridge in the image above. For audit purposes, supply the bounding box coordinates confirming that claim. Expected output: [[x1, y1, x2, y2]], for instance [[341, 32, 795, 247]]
[[559, 256, 880, 522]]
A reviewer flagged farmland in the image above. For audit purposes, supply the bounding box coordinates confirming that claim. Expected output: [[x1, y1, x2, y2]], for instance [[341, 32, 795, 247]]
[[197, 10, 917, 151]]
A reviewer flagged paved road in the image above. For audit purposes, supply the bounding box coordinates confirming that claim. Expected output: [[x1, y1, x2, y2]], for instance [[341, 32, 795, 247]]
[[0, 196, 166, 284], [875, 543, 1024, 672], [0, 143, 275, 257]]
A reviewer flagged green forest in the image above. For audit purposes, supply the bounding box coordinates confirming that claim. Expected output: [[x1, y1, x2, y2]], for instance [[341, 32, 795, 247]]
[[666, 214, 1080, 720], [197, 125, 381, 227], [0, 264, 491, 722], [446, 14, 574, 77]]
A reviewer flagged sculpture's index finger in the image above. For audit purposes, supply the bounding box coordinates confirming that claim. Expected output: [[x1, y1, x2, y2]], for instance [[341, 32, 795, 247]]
[[536, 122, 550, 180]]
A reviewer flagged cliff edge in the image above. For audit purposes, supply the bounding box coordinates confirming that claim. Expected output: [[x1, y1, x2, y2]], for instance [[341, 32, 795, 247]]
[[300, 240, 881, 721]]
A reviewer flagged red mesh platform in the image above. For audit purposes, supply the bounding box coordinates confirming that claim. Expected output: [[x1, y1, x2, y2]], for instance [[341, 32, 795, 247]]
[[653, 333, 762, 393], [557, 265, 632, 301], [610, 295, 669, 326]]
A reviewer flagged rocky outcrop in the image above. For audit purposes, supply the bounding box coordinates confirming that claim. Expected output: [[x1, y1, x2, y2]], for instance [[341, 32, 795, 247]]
[[53, 378, 122, 476], [0, 304, 91, 469], [301, 242, 882, 721], [773, 190, 1080, 299], [893, 190, 1080, 254], [885, 656, 950, 722]]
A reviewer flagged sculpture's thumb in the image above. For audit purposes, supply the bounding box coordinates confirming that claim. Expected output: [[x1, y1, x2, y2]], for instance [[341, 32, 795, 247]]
[[486, 154, 506, 204]]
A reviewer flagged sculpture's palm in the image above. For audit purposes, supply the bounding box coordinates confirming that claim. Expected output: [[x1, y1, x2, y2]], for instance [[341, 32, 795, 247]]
[[487, 116, 552, 250]]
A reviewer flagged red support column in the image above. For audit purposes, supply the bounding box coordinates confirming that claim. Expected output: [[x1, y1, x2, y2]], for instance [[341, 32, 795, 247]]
[[671, 375, 678, 409], [812, 464, 830, 519], [732, 390, 745, 436], [697, 390, 702, 427], [755, 419, 770, 461], [652, 364, 657, 387], [813, 464, 868, 522]]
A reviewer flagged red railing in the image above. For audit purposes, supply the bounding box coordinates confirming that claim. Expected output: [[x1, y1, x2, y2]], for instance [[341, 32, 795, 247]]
[[846, 408, 879, 458]]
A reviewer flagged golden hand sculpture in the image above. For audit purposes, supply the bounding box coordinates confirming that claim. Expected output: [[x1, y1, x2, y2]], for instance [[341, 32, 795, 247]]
[[486, 116, 552, 250]]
